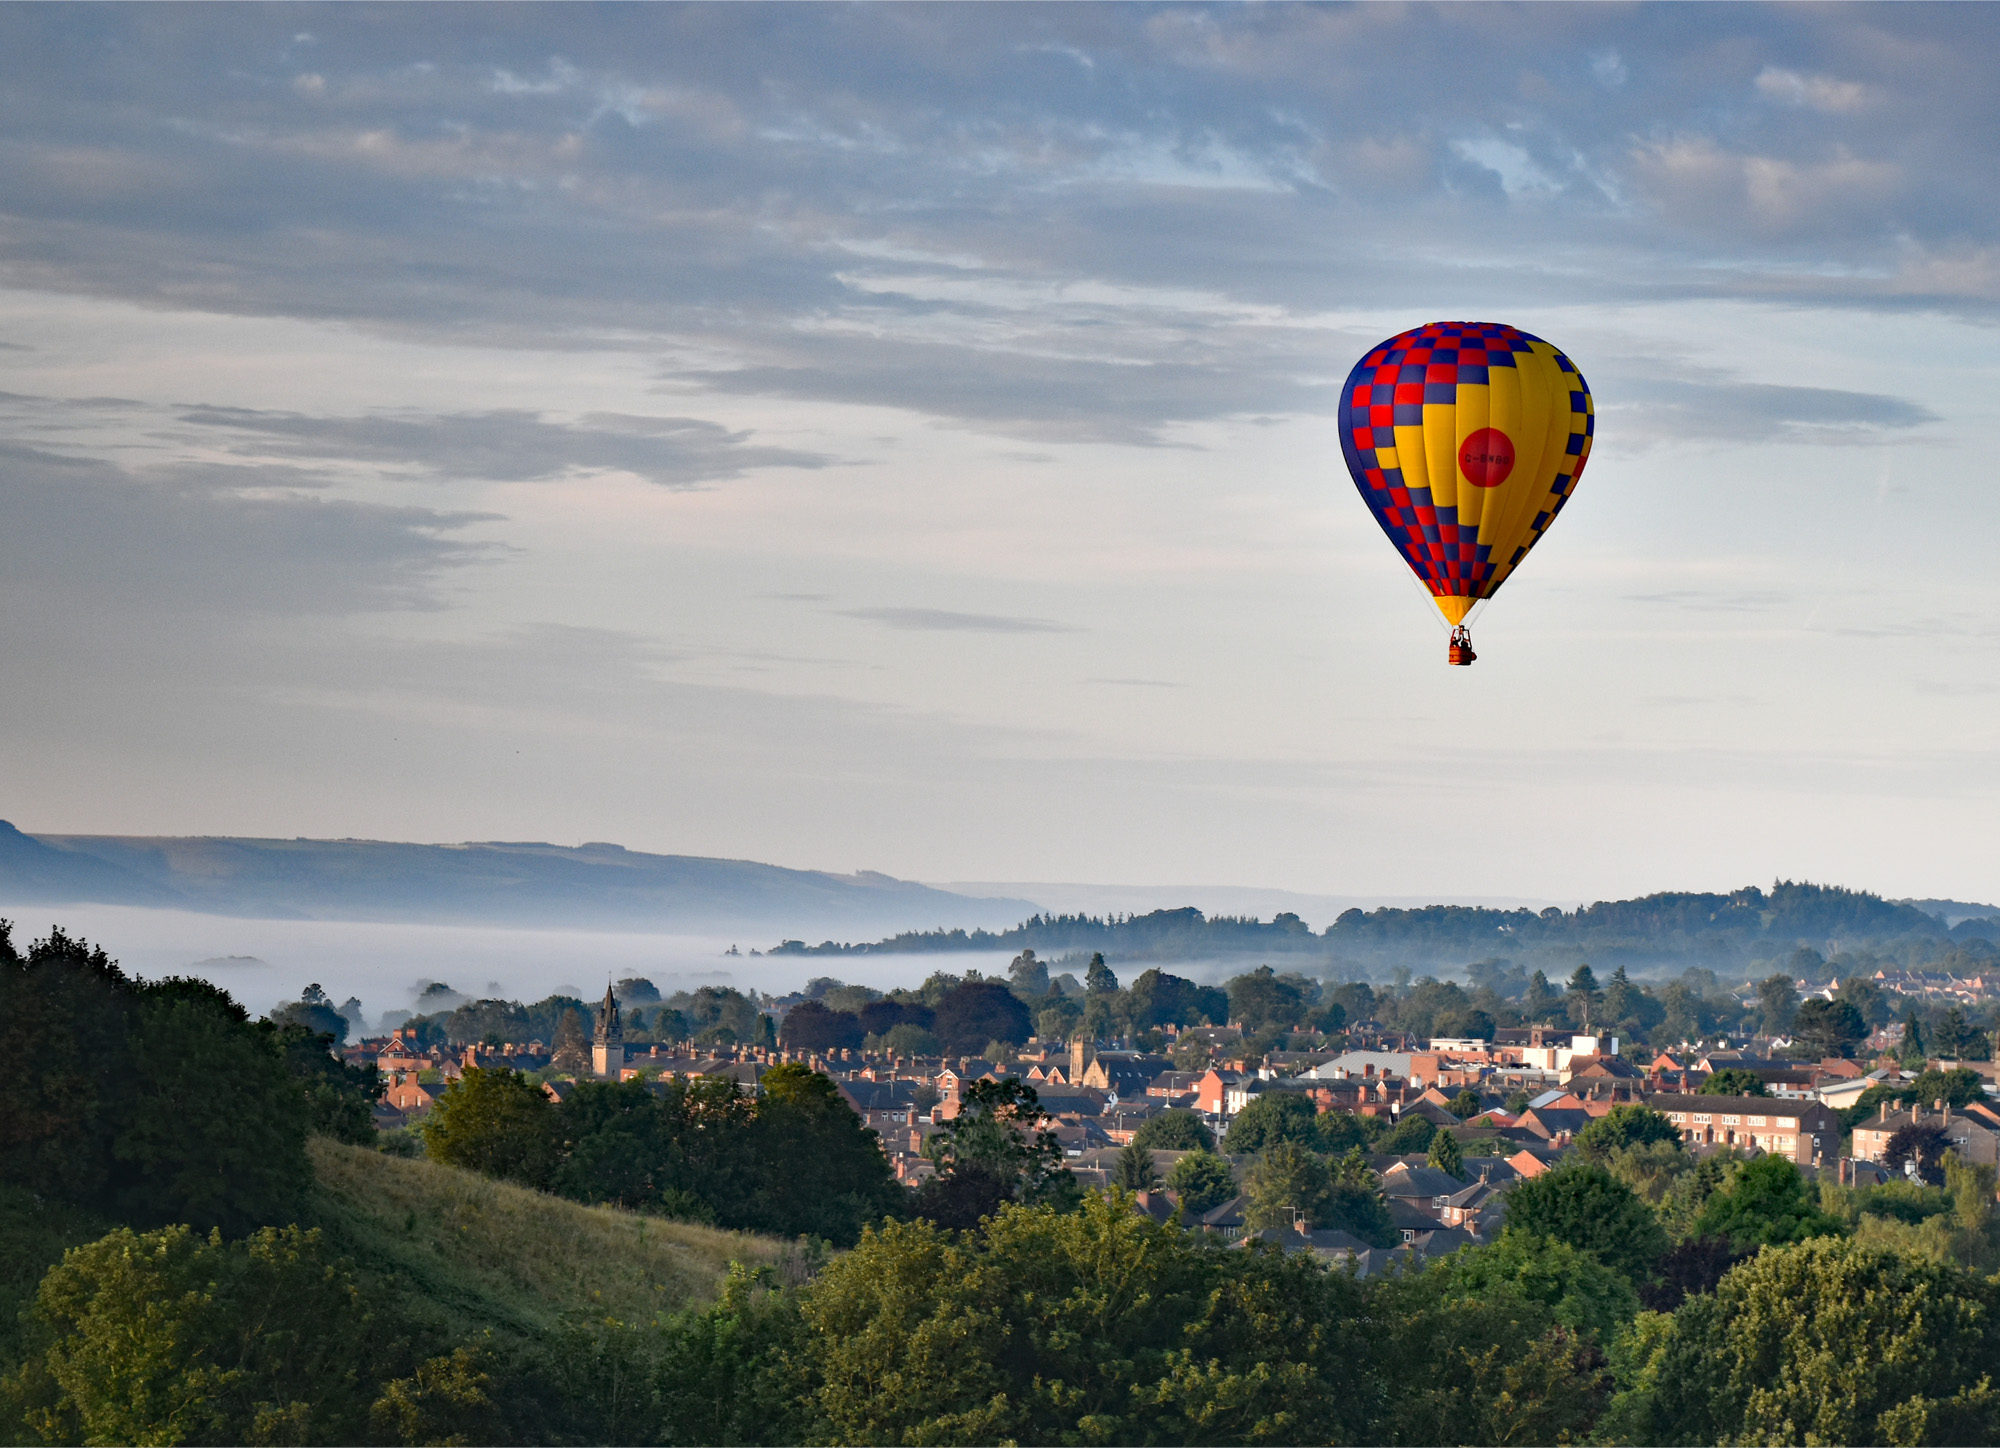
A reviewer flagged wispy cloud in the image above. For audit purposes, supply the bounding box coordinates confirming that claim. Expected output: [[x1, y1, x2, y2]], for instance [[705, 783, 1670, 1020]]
[[175, 407, 831, 487], [836, 608, 1081, 634]]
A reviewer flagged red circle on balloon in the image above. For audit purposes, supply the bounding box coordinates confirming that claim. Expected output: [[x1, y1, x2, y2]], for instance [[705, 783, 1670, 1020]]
[[1459, 427, 1515, 487]]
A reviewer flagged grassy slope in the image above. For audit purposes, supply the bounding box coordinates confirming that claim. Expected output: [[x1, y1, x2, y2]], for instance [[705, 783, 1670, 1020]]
[[306, 1138, 787, 1341]]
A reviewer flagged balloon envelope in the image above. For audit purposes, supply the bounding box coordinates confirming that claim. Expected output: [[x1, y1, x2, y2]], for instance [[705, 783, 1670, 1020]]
[[1339, 321, 1593, 625]]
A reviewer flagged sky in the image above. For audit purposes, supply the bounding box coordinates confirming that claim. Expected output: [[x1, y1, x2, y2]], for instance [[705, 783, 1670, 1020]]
[[2, 3, 1998, 907]]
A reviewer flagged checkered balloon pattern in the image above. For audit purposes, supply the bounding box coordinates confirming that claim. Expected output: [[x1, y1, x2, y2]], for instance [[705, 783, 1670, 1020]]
[[1339, 321, 1593, 625]]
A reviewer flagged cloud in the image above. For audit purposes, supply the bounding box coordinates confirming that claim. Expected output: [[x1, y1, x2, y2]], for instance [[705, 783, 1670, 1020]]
[[1754, 66, 1877, 114], [0, 446, 493, 617], [175, 407, 831, 487], [1597, 367, 1936, 449], [835, 608, 1081, 634]]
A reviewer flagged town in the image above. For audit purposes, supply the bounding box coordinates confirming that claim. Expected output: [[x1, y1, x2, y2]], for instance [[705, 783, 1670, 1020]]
[[340, 948, 1997, 1273]]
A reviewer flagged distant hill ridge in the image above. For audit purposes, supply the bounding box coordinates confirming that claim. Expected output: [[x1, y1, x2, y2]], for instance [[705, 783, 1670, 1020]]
[[774, 881, 2000, 973], [0, 820, 1031, 933]]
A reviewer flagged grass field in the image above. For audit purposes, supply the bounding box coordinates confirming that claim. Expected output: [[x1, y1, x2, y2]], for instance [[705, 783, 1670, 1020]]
[[2, 1139, 789, 1373], [306, 1138, 790, 1340]]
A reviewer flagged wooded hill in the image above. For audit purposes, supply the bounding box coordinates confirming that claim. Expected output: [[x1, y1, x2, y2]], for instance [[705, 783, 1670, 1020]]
[[774, 880, 2000, 975]]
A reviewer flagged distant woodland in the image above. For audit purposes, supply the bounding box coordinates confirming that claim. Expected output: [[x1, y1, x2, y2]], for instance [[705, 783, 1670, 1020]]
[[773, 880, 2000, 979]]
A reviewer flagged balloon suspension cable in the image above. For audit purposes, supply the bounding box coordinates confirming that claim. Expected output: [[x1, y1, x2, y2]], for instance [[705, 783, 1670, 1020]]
[[1447, 625, 1476, 667]]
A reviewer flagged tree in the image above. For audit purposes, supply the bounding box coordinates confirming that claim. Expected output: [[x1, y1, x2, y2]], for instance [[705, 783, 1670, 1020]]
[[0, 931, 314, 1235], [1006, 949, 1050, 997], [117, 979, 313, 1234], [269, 983, 349, 1044], [1132, 1108, 1214, 1153], [1424, 1227, 1640, 1341], [1243, 1140, 1331, 1231], [1837, 972, 1891, 1027], [20, 1223, 398, 1446], [1084, 952, 1118, 995], [1221, 1091, 1321, 1154], [1638, 1236, 1748, 1313], [1521, 969, 1561, 1023], [549, 1008, 590, 1072], [1933, 1005, 1992, 1061], [1224, 965, 1312, 1033], [1908, 1066, 1987, 1109], [422, 1065, 559, 1187], [921, 1078, 1075, 1212], [1165, 1150, 1235, 1214], [1757, 972, 1800, 1035], [1603, 1237, 2000, 1447], [1699, 1067, 1769, 1097], [1113, 1138, 1159, 1191], [1791, 996, 1866, 1059], [745, 1063, 905, 1244], [1885, 1120, 1955, 1185], [800, 1196, 1372, 1447], [1448, 1088, 1483, 1119], [1574, 1104, 1682, 1160], [780, 999, 863, 1053], [1690, 1154, 1844, 1248], [1381, 1112, 1437, 1155], [1427, 1129, 1465, 1181], [271, 1020, 382, 1144], [1565, 964, 1603, 1031], [1126, 968, 1224, 1030], [1503, 1162, 1667, 1284], [0, 924, 134, 1206], [931, 981, 1032, 1056], [881, 1021, 943, 1057], [1900, 1008, 1928, 1070]]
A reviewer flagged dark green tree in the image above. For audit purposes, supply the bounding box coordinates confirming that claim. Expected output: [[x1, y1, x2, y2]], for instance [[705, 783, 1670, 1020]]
[[931, 981, 1033, 1056], [1700, 1067, 1769, 1097], [1791, 996, 1866, 1059], [1131, 1108, 1214, 1153], [422, 1065, 559, 1188], [1221, 1091, 1321, 1153], [1756, 973, 1800, 1035], [1574, 1104, 1682, 1160], [746, 1062, 904, 1243], [1243, 1140, 1330, 1231], [1113, 1138, 1160, 1191], [1884, 1120, 1955, 1186], [1603, 1237, 2000, 1446], [1503, 1162, 1667, 1284], [1224, 965, 1312, 1033], [1448, 1088, 1483, 1119], [271, 1021, 383, 1144], [268, 983, 350, 1044], [1006, 949, 1050, 997], [1427, 1129, 1465, 1181], [1164, 1150, 1235, 1214], [920, 1078, 1075, 1215], [1381, 1112, 1437, 1155], [1565, 964, 1603, 1031], [1690, 1154, 1844, 1248], [117, 979, 312, 1234]]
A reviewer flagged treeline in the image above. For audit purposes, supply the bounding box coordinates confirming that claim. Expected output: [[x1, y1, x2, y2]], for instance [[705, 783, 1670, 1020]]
[[0, 922, 380, 1237], [773, 880, 2000, 975], [422, 1066, 905, 1245], [22, 1161, 1998, 1445]]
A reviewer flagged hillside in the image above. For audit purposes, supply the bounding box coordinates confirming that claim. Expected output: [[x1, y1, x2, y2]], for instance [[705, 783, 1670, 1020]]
[[0, 823, 1032, 934], [306, 1139, 790, 1339]]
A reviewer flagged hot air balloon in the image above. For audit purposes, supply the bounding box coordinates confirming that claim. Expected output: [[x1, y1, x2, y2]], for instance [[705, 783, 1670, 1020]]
[[1339, 321, 1593, 664]]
